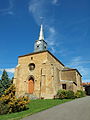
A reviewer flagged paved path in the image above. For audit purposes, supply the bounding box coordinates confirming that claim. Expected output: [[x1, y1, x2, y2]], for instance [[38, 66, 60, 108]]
[[21, 96, 90, 120]]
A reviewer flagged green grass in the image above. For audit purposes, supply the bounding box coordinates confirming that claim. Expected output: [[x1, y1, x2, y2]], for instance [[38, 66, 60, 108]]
[[0, 99, 72, 120]]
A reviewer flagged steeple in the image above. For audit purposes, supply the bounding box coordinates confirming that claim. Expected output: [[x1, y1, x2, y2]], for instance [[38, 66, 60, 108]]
[[34, 24, 47, 52], [39, 24, 44, 40]]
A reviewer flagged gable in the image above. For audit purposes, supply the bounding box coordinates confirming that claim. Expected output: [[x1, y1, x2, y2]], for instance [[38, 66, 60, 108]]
[[18, 50, 64, 67]]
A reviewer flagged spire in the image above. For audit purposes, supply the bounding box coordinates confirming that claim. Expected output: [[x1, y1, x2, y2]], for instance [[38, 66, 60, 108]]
[[39, 24, 44, 40], [34, 24, 47, 52]]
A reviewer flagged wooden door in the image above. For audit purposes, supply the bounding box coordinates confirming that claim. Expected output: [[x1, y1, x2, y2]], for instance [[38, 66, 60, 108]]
[[28, 78, 34, 94]]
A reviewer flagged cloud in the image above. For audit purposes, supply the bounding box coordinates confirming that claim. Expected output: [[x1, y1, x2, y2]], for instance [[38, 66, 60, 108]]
[[45, 26, 67, 55], [68, 56, 82, 66], [49, 27, 56, 34], [5, 68, 15, 73], [52, 0, 60, 5], [67, 56, 90, 82], [28, 0, 61, 53], [28, 0, 66, 55], [28, 0, 46, 25], [0, 68, 15, 73], [46, 26, 58, 53], [0, 75, 1, 79], [7, 11, 14, 15], [83, 79, 90, 83], [0, 0, 14, 15], [28, 0, 60, 25]]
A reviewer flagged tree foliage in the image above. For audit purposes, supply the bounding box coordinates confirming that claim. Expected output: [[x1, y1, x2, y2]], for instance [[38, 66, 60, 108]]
[[0, 84, 29, 115], [75, 90, 86, 98], [57, 89, 75, 99], [0, 70, 11, 97], [56, 89, 86, 99]]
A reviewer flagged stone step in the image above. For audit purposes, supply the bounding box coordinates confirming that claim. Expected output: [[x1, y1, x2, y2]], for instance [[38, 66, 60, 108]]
[[25, 93, 38, 100]]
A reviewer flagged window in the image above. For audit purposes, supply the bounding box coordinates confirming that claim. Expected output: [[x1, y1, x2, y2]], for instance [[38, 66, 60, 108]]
[[29, 63, 35, 71], [62, 84, 66, 90], [44, 46, 46, 49], [31, 57, 33, 60]]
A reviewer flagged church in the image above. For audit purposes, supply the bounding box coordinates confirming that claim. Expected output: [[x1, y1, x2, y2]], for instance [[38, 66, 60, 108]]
[[13, 25, 82, 99]]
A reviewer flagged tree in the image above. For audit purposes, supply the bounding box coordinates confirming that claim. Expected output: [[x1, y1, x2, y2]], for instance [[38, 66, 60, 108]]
[[0, 84, 29, 114], [0, 70, 11, 97]]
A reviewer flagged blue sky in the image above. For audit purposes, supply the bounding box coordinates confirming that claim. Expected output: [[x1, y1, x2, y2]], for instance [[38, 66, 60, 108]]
[[0, 0, 90, 82]]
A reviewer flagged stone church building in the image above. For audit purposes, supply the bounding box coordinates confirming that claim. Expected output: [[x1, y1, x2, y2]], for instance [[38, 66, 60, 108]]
[[13, 25, 82, 99]]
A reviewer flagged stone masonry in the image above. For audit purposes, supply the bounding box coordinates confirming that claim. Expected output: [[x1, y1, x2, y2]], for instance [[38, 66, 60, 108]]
[[13, 50, 82, 99]]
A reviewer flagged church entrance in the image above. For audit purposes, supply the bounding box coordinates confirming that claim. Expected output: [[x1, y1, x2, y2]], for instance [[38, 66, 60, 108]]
[[28, 77, 34, 94]]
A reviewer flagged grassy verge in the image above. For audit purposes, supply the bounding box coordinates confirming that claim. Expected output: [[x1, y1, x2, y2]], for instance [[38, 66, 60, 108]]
[[0, 99, 73, 120]]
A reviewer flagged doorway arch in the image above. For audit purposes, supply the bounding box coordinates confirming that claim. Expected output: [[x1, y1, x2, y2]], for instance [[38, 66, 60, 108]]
[[28, 76, 34, 94]]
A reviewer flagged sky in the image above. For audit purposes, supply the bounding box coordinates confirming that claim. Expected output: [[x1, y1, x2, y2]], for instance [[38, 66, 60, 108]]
[[0, 0, 90, 82]]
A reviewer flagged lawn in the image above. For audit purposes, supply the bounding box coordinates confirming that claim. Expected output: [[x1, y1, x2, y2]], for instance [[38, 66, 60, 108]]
[[0, 99, 72, 120]]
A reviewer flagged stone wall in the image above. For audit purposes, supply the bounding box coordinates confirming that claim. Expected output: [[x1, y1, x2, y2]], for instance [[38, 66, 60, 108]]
[[61, 70, 76, 82], [61, 69, 82, 92], [76, 72, 82, 90], [13, 51, 82, 99], [14, 51, 64, 99], [14, 51, 47, 98]]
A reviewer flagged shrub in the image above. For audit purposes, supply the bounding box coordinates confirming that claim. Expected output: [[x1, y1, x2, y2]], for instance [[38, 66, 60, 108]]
[[56, 89, 86, 100], [0, 100, 9, 114], [75, 90, 86, 98], [65, 90, 75, 99], [57, 89, 67, 99], [57, 89, 75, 99], [0, 84, 29, 115]]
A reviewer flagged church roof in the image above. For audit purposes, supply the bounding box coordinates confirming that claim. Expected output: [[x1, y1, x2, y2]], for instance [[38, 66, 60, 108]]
[[18, 50, 64, 66]]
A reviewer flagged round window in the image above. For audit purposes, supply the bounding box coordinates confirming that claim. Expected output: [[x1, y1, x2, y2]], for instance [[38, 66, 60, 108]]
[[29, 63, 35, 71]]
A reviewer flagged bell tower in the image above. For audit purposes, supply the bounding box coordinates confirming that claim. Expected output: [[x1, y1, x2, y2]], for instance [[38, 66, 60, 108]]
[[34, 24, 47, 52]]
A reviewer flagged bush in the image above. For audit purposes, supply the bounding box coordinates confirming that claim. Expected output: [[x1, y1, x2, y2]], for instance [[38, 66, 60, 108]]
[[57, 89, 75, 99], [65, 90, 75, 99], [56, 89, 86, 100], [0, 100, 9, 114], [75, 90, 86, 98], [57, 89, 67, 99], [0, 84, 29, 115]]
